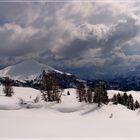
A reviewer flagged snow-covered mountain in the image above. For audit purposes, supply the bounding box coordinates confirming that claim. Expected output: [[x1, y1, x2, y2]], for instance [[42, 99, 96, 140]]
[[0, 59, 62, 81], [0, 59, 83, 89]]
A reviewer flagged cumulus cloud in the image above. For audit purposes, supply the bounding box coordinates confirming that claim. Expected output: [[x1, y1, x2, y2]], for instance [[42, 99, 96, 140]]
[[0, 1, 140, 79]]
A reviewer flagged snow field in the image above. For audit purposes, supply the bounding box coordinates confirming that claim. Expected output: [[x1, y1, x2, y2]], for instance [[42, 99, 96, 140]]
[[0, 86, 140, 138]]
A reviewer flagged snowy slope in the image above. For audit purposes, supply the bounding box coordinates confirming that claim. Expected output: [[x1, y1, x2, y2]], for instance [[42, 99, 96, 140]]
[[0, 86, 40, 110], [0, 59, 62, 81], [0, 86, 140, 138]]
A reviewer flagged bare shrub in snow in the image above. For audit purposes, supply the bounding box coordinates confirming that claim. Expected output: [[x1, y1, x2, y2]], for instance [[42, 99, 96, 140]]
[[34, 96, 40, 103], [18, 98, 26, 105], [3, 77, 14, 97], [109, 113, 113, 118]]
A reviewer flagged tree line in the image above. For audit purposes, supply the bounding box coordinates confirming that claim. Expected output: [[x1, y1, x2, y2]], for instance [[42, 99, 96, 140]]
[[1, 70, 140, 111], [76, 81, 108, 107], [76, 81, 140, 110], [111, 92, 140, 110], [1, 71, 63, 103]]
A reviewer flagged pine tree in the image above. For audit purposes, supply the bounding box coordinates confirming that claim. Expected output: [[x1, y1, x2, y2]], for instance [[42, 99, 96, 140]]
[[134, 100, 140, 109], [127, 94, 134, 110], [40, 71, 62, 102], [67, 91, 70, 95], [76, 82, 86, 102], [52, 81, 62, 103], [112, 94, 118, 104], [3, 77, 14, 97], [93, 82, 108, 107], [116, 93, 123, 104], [87, 86, 93, 103], [123, 92, 128, 105]]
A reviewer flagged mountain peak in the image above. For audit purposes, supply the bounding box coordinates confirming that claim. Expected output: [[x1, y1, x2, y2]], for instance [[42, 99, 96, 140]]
[[19, 59, 40, 65], [17, 59, 46, 70], [0, 59, 62, 81]]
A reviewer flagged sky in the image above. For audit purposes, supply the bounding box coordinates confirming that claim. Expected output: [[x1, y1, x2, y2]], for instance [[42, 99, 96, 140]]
[[0, 0, 140, 79]]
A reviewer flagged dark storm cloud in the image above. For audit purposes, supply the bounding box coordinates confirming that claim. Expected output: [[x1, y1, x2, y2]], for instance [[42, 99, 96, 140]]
[[0, 1, 140, 79]]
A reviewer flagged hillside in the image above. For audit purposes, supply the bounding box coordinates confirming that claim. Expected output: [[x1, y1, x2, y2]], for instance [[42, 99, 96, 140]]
[[0, 86, 140, 138]]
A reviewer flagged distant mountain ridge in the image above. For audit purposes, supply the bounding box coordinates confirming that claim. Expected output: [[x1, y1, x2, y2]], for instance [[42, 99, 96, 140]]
[[1, 59, 140, 90], [0, 59, 83, 89]]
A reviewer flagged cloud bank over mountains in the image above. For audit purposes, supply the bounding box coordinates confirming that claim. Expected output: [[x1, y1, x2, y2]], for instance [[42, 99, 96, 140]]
[[0, 1, 140, 79]]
